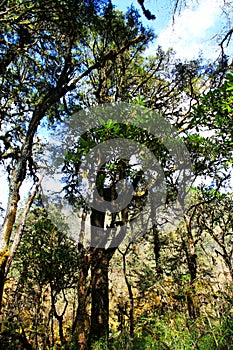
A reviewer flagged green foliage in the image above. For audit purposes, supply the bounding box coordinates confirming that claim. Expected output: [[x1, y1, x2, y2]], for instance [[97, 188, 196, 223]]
[[1, 1, 233, 349], [93, 337, 110, 350], [14, 207, 80, 291], [86, 311, 233, 350], [0, 208, 81, 348], [188, 69, 233, 177]]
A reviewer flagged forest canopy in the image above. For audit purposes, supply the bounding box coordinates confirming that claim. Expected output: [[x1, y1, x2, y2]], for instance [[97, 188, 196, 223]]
[[0, 0, 233, 349]]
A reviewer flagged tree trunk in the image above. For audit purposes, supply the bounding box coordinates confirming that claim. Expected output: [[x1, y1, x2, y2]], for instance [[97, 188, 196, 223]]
[[153, 225, 163, 277], [120, 245, 134, 338], [0, 262, 6, 312], [90, 248, 112, 344], [88, 161, 128, 345], [89, 204, 115, 346], [183, 217, 199, 319], [0, 43, 110, 311], [73, 253, 91, 350], [0, 170, 22, 313]]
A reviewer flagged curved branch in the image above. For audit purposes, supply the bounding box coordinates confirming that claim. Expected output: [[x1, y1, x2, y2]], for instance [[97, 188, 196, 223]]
[[137, 0, 156, 20], [220, 27, 233, 56]]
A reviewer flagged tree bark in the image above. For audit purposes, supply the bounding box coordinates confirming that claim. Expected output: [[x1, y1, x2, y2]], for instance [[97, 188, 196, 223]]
[[89, 248, 114, 344], [183, 216, 199, 319], [119, 245, 134, 338], [153, 225, 163, 277], [89, 191, 116, 345], [0, 52, 98, 312], [73, 253, 91, 350]]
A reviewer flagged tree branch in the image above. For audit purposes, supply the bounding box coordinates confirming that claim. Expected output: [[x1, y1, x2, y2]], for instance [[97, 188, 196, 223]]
[[5, 172, 45, 276], [220, 27, 233, 56]]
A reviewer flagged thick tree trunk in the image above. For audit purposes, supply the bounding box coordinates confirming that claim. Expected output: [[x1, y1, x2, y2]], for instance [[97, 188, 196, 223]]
[[87, 159, 130, 345], [89, 205, 110, 345], [89, 202, 115, 346], [90, 248, 111, 344]]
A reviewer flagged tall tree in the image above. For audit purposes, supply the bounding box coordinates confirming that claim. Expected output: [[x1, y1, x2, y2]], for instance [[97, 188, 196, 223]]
[[0, 0, 151, 315], [61, 49, 205, 344]]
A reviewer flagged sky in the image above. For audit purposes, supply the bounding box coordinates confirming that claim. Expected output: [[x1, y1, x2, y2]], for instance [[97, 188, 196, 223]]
[[112, 0, 233, 60]]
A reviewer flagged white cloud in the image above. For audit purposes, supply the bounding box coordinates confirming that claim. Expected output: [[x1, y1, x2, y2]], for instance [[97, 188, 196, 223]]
[[154, 0, 224, 60]]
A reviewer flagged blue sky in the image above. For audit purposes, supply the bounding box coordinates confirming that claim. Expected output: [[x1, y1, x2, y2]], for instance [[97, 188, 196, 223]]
[[112, 0, 233, 60]]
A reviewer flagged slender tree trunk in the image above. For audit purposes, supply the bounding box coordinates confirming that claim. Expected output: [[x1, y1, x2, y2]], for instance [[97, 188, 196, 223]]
[[0, 86, 68, 312], [183, 217, 199, 319], [0, 263, 6, 312], [0, 42, 103, 311], [5, 174, 44, 276], [0, 169, 23, 312], [73, 254, 91, 350], [71, 210, 90, 349], [153, 225, 163, 277], [0, 172, 43, 313], [213, 238, 233, 282], [120, 245, 134, 338]]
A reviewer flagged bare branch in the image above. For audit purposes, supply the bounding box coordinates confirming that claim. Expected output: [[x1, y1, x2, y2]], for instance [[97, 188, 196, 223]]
[[137, 0, 156, 20], [220, 27, 233, 56]]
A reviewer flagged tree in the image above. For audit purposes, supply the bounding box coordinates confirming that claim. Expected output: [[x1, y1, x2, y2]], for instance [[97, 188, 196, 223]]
[[195, 188, 233, 281], [0, 207, 80, 349], [0, 0, 151, 315], [1, 1, 233, 348], [60, 49, 207, 344]]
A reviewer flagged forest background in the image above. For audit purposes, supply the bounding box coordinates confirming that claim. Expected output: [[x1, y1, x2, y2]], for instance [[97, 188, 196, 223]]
[[0, 0, 233, 349]]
